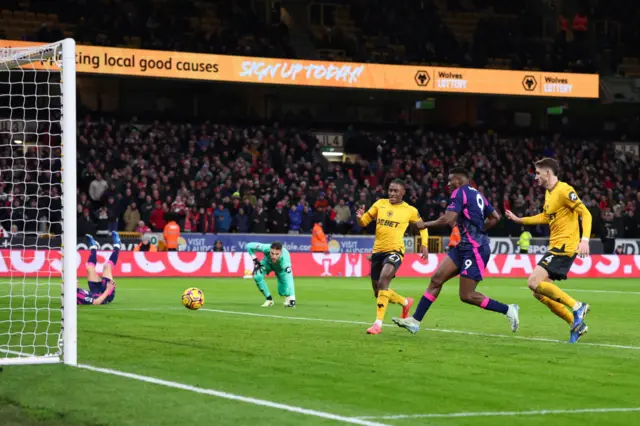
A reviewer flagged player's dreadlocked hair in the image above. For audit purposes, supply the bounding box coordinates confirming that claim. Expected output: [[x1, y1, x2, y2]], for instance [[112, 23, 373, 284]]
[[449, 167, 470, 178]]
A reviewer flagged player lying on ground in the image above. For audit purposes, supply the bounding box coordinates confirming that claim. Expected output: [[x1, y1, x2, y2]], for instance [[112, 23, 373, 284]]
[[393, 168, 520, 334], [505, 157, 591, 343], [77, 232, 121, 305], [356, 179, 429, 335], [247, 242, 296, 307]]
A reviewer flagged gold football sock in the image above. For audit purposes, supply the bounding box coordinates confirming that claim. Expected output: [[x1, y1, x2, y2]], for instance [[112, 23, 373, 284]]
[[534, 293, 573, 325], [376, 290, 391, 321], [536, 281, 579, 309], [387, 289, 407, 306]]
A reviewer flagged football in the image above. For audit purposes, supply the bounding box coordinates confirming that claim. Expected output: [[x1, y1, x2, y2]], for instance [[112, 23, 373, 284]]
[[181, 287, 205, 310]]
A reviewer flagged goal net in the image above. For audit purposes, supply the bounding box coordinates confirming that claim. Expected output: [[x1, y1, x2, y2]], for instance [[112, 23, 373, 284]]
[[0, 39, 77, 366]]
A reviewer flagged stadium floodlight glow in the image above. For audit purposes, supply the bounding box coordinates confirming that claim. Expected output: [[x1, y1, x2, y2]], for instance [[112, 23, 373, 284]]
[[0, 39, 77, 366]]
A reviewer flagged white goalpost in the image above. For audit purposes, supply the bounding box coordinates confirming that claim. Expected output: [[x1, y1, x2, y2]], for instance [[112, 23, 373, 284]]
[[0, 39, 77, 366]]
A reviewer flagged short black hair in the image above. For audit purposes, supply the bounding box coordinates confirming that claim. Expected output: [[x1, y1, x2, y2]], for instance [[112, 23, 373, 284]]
[[270, 242, 283, 250], [390, 178, 405, 188], [449, 167, 470, 178], [534, 157, 560, 176]]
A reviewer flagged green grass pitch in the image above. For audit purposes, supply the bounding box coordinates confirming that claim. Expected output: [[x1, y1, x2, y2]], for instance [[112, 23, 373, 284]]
[[1, 276, 640, 426]]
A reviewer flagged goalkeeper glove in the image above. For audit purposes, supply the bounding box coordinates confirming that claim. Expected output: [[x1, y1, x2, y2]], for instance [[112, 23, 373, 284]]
[[252, 258, 263, 274]]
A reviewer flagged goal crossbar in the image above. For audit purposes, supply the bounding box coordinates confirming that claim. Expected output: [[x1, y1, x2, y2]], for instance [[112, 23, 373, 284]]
[[0, 44, 60, 69]]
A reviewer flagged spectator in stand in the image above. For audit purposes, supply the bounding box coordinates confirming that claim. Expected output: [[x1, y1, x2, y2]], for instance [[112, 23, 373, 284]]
[[106, 196, 119, 232], [301, 205, 315, 234], [251, 201, 268, 233], [183, 208, 195, 232], [232, 207, 250, 233], [123, 202, 141, 232], [602, 209, 617, 253], [141, 195, 155, 224], [314, 207, 329, 232], [78, 192, 91, 212], [230, 193, 242, 217], [333, 199, 351, 235], [96, 206, 109, 234], [89, 173, 108, 205], [288, 203, 303, 234], [214, 204, 232, 233], [171, 195, 187, 225], [150, 202, 168, 232], [326, 205, 337, 234], [242, 197, 254, 217], [599, 195, 609, 210], [193, 207, 215, 234], [135, 221, 152, 234], [78, 206, 96, 237], [9, 199, 23, 233], [314, 192, 329, 211], [213, 240, 224, 252], [270, 201, 289, 233], [24, 199, 38, 235]]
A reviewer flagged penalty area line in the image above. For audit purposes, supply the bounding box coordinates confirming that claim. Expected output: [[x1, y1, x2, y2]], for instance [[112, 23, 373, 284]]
[[357, 407, 640, 420], [76, 364, 390, 426], [199, 308, 640, 351]]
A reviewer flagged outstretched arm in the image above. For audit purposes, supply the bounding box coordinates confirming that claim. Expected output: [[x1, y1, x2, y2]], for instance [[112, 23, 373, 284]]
[[409, 209, 430, 259], [484, 210, 501, 231], [415, 210, 458, 230], [247, 242, 269, 273], [246, 242, 269, 257], [506, 210, 548, 225], [356, 203, 379, 227]]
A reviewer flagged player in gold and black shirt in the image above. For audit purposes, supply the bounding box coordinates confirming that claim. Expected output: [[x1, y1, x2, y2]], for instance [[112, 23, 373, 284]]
[[356, 179, 429, 335], [506, 158, 592, 343]]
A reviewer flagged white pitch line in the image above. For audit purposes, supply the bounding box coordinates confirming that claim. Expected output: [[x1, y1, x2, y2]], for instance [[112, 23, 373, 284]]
[[83, 307, 182, 312], [559, 288, 640, 295], [118, 286, 640, 295], [357, 407, 640, 420], [77, 364, 389, 426], [201, 308, 372, 326], [199, 308, 640, 351]]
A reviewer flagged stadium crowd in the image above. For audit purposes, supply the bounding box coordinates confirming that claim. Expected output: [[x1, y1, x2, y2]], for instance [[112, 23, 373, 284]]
[[6, 0, 294, 59], [72, 119, 640, 240], [311, 0, 601, 73], [4, 0, 635, 75]]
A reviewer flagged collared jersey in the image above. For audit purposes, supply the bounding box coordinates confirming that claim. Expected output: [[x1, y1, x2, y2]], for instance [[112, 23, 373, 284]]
[[446, 184, 494, 248], [361, 199, 422, 255], [543, 181, 583, 254]]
